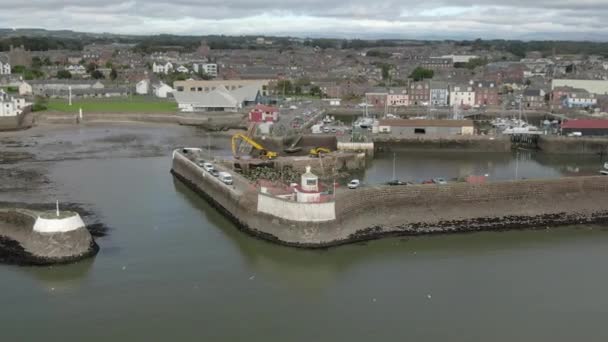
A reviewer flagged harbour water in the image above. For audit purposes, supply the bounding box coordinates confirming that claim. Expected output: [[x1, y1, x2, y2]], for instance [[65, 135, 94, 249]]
[[1, 125, 608, 341]]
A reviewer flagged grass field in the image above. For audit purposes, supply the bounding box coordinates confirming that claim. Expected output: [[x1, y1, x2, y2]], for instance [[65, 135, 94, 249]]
[[46, 97, 178, 113]]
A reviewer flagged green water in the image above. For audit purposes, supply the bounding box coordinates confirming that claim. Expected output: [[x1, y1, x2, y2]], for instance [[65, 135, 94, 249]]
[[2, 126, 608, 341]]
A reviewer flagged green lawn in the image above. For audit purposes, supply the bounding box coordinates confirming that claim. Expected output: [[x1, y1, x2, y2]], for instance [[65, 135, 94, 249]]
[[46, 97, 178, 113]]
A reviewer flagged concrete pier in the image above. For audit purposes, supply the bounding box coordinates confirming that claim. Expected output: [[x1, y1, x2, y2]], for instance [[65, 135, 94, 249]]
[[172, 148, 608, 248]]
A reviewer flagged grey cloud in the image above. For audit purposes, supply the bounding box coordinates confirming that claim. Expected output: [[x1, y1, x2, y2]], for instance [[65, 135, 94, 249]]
[[0, 0, 607, 39]]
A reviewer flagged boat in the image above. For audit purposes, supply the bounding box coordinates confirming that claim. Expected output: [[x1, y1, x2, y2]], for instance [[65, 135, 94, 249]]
[[386, 153, 409, 185], [353, 117, 374, 129], [600, 162, 608, 175]]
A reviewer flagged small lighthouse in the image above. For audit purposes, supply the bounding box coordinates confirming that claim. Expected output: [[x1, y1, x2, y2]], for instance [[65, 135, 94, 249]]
[[296, 166, 321, 203]]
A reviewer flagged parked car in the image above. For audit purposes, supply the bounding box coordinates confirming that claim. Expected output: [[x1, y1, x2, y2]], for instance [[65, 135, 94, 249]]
[[387, 180, 409, 186], [219, 172, 233, 185], [348, 179, 360, 189], [202, 162, 214, 172], [210, 169, 220, 177], [421, 179, 434, 184], [197, 160, 207, 167], [433, 177, 448, 185]]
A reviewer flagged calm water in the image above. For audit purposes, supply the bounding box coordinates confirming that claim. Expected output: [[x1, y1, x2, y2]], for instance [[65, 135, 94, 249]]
[[362, 150, 604, 184], [2, 127, 608, 340]]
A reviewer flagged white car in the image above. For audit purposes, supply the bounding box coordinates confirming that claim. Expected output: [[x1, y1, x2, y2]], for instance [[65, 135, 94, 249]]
[[202, 162, 214, 172], [218, 172, 233, 185], [348, 179, 360, 189]]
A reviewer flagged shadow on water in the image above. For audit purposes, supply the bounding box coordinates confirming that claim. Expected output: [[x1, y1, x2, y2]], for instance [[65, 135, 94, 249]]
[[171, 175, 608, 289], [14, 258, 95, 291]]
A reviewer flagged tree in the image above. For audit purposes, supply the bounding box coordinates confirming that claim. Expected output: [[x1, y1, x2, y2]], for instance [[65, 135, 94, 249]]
[[86, 62, 98, 73], [11, 65, 26, 74], [105, 61, 113, 68], [310, 85, 322, 97], [409, 67, 434, 81], [56, 70, 72, 79], [110, 68, 118, 80], [381, 64, 392, 80], [32, 96, 48, 112], [276, 80, 293, 95], [32, 56, 43, 69], [23, 69, 44, 80], [90, 70, 104, 79]]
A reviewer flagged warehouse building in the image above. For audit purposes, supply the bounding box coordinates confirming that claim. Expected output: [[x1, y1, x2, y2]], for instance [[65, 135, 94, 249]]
[[561, 119, 608, 136], [376, 119, 475, 137]]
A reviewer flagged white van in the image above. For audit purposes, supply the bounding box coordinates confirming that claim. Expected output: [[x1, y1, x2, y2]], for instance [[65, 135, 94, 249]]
[[218, 172, 233, 185]]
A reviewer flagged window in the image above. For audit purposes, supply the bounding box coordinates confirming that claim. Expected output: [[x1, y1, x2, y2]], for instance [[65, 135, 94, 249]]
[[190, 87, 195, 91], [306, 179, 317, 186], [176, 86, 184, 92], [197, 87, 202, 91], [414, 128, 426, 134]]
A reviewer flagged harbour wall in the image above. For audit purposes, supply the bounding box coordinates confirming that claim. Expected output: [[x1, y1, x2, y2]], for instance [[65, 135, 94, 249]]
[[374, 136, 512, 153], [0, 209, 97, 265], [537, 136, 608, 155], [172, 150, 608, 247], [0, 112, 32, 132], [33, 112, 245, 130]]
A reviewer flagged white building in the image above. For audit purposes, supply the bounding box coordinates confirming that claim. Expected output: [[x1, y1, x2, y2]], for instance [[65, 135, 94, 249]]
[[439, 55, 479, 63], [450, 84, 476, 107], [136, 79, 150, 95], [18, 81, 33, 96], [153, 82, 173, 98], [0, 58, 11, 75], [202, 63, 217, 77], [152, 62, 174, 75], [66, 65, 86, 75], [192, 63, 218, 77], [176, 65, 189, 73], [0, 90, 28, 117]]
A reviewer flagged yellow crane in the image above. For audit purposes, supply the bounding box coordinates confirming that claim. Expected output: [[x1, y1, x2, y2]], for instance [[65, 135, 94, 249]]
[[309, 147, 332, 157], [231, 133, 278, 160]]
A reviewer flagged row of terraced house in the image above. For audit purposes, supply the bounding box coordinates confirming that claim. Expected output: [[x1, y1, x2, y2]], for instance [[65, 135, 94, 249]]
[[365, 80, 500, 108]]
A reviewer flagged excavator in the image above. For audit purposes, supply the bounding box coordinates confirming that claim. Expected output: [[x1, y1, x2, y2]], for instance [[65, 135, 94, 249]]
[[231, 133, 278, 160], [309, 147, 332, 157]]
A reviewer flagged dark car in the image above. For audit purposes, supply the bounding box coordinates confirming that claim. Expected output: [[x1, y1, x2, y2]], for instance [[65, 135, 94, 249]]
[[387, 180, 408, 186]]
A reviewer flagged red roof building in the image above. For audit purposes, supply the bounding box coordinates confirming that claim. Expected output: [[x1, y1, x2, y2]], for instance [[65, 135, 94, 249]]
[[248, 104, 279, 123], [561, 119, 608, 136]]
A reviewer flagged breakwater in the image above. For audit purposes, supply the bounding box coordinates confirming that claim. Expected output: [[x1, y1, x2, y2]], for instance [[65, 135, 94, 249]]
[[0, 209, 97, 265], [172, 149, 608, 248], [374, 136, 512, 153]]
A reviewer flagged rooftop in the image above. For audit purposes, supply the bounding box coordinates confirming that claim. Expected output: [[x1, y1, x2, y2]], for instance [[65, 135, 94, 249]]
[[561, 119, 608, 129], [378, 119, 474, 128]]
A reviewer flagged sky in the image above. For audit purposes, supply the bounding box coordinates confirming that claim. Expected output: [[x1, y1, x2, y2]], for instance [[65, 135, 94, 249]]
[[2, 0, 608, 40]]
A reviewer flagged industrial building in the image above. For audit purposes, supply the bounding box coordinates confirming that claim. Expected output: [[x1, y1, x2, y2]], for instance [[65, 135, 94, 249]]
[[173, 79, 271, 97], [376, 119, 475, 137], [561, 119, 608, 136]]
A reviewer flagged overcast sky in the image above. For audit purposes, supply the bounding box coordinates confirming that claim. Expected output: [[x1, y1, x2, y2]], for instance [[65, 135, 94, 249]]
[[2, 0, 608, 40]]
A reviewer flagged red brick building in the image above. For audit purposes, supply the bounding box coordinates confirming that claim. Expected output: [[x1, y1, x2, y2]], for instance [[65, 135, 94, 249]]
[[248, 104, 279, 123], [474, 81, 500, 106], [409, 81, 430, 105]]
